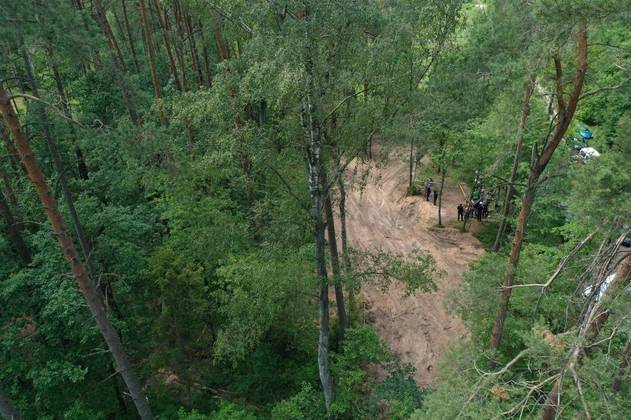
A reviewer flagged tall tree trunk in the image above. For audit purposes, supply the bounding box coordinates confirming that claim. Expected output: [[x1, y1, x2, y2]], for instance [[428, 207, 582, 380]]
[[322, 175, 347, 340], [214, 27, 231, 62], [46, 45, 89, 180], [408, 139, 414, 192], [120, 0, 140, 72], [490, 25, 588, 354], [171, 2, 189, 91], [138, 0, 162, 101], [438, 168, 445, 227], [0, 189, 30, 265], [0, 387, 20, 420], [93, 0, 127, 72], [184, 14, 203, 86], [0, 120, 20, 172], [0, 83, 154, 420], [198, 21, 213, 88], [20, 43, 96, 276], [151, 0, 181, 91], [493, 76, 535, 252], [337, 175, 355, 321], [303, 22, 334, 407], [0, 165, 18, 207], [93, 0, 140, 124]]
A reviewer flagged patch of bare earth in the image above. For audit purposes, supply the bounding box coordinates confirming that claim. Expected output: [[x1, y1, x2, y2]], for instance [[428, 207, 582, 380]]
[[343, 151, 484, 387]]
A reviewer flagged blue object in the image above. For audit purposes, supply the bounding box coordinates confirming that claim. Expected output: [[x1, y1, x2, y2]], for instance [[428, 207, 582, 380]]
[[579, 129, 593, 140]]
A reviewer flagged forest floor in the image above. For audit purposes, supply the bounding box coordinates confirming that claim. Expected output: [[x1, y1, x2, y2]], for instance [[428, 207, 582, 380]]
[[343, 147, 485, 387]]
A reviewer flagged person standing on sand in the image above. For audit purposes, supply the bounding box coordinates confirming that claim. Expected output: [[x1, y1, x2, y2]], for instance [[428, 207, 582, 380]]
[[433, 188, 439, 206], [457, 203, 464, 221], [425, 178, 433, 201]]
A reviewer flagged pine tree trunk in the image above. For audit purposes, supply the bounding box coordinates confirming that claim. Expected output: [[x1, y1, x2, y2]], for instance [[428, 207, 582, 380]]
[[490, 25, 587, 355], [171, 2, 189, 91], [93, 0, 140, 124], [490, 183, 536, 351], [0, 121, 20, 172], [46, 45, 89, 180], [20, 44, 95, 276], [493, 76, 535, 252], [151, 0, 181, 91], [0, 189, 30, 265], [120, 0, 140, 72], [323, 175, 347, 340], [0, 387, 20, 420], [0, 83, 154, 420], [0, 165, 18, 207], [138, 0, 162, 101], [184, 14, 203, 86], [198, 21, 213, 88]]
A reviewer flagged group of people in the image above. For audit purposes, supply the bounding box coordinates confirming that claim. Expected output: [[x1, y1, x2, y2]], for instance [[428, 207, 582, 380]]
[[424, 178, 440, 205], [457, 172, 491, 223]]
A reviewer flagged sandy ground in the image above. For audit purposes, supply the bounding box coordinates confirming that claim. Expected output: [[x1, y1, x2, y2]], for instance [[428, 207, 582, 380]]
[[343, 149, 484, 387]]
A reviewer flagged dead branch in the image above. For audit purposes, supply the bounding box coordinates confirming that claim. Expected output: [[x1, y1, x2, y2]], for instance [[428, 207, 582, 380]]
[[9, 93, 85, 127], [457, 350, 530, 419], [503, 230, 597, 290]]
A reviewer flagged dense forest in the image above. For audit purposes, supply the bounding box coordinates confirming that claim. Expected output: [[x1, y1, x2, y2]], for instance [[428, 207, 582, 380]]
[[0, 0, 629, 418]]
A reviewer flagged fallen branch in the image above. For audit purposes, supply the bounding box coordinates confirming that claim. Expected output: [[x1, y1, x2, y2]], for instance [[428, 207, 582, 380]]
[[503, 230, 597, 290]]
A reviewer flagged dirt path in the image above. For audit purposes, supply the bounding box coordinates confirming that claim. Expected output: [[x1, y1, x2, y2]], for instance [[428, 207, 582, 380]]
[[344, 150, 484, 387]]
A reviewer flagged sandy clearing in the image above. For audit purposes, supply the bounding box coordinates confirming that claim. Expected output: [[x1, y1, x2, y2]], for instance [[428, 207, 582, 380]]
[[343, 149, 484, 387]]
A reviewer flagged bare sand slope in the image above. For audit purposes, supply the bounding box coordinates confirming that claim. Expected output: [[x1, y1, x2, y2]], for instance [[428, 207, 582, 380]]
[[344, 152, 484, 387]]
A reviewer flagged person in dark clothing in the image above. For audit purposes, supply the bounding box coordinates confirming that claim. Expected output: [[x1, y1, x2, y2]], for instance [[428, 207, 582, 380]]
[[433, 189, 438, 205], [425, 178, 433, 201], [457, 203, 464, 221]]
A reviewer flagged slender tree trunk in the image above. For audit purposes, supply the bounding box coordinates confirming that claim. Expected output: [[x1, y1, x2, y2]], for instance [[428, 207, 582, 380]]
[[0, 189, 30, 265], [0, 387, 20, 420], [0, 165, 18, 207], [25, 42, 126, 320], [214, 28, 231, 62], [493, 76, 535, 252], [198, 21, 213, 88], [336, 175, 355, 320], [151, 0, 181, 91], [0, 83, 153, 420], [184, 14, 203, 87], [46, 45, 89, 180], [121, 0, 140, 72], [93, 0, 140, 124], [138, 0, 162, 101], [438, 168, 445, 227], [0, 122, 20, 172], [322, 175, 347, 340], [171, 2, 189, 91], [490, 25, 588, 355], [613, 338, 631, 392], [303, 24, 334, 407], [20, 43, 96, 277], [93, 0, 127, 72], [408, 139, 414, 191]]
